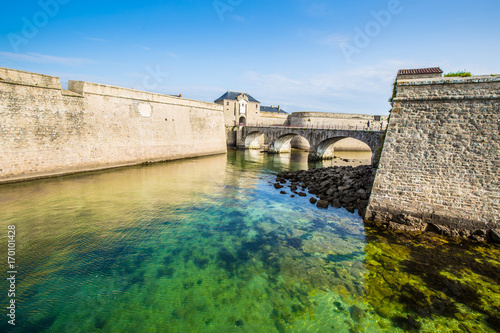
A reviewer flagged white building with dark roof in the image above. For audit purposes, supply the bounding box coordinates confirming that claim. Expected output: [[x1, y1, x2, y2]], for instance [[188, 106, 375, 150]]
[[215, 91, 260, 126], [214, 91, 288, 127]]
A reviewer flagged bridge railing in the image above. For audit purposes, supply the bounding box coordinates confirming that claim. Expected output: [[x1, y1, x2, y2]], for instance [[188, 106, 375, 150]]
[[244, 123, 387, 132]]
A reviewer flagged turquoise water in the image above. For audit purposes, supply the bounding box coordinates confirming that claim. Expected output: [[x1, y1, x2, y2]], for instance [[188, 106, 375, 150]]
[[1, 150, 499, 332]]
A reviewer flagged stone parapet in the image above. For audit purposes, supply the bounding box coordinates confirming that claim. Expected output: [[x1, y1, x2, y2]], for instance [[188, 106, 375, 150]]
[[366, 74, 500, 242], [0, 67, 226, 184], [289, 112, 388, 130], [69, 81, 221, 111], [0, 67, 62, 89], [396, 75, 500, 101]]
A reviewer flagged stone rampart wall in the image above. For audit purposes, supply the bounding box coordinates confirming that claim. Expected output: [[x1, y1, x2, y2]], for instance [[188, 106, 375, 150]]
[[289, 112, 388, 130], [0, 67, 226, 183], [225, 127, 237, 147], [366, 75, 500, 240], [256, 112, 289, 126]]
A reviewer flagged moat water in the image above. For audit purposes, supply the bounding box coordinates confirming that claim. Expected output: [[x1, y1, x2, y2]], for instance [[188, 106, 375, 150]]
[[1, 150, 499, 332]]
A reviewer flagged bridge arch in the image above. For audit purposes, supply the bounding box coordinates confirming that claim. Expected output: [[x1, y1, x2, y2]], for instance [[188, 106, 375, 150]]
[[315, 137, 345, 159], [269, 133, 311, 154], [238, 116, 246, 126], [244, 131, 269, 149], [333, 138, 371, 152], [314, 137, 373, 160], [241, 126, 384, 166], [290, 136, 310, 150]]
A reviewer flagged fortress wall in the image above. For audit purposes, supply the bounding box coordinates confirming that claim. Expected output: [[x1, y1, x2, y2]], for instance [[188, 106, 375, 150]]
[[366, 75, 500, 237], [0, 68, 226, 184], [289, 112, 388, 130], [256, 112, 289, 126]]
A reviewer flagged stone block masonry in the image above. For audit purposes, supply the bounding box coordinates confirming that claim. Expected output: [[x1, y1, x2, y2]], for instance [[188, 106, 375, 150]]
[[0, 67, 227, 184], [366, 75, 500, 241]]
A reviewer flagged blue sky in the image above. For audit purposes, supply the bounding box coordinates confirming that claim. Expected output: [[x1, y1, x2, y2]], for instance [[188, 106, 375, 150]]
[[1, 0, 499, 115]]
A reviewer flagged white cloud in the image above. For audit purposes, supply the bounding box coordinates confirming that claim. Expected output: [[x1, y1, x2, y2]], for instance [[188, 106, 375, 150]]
[[243, 71, 303, 90], [0, 52, 96, 66], [128, 44, 151, 51], [166, 51, 179, 59], [318, 33, 351, 48], [229, 14, 246, 23], [297, 0, 335, 18], [239, 59, 407, 114], [84, 37, 107, 42]]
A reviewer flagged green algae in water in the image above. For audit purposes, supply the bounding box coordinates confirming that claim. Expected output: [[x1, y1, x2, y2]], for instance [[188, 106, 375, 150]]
[[0, 150, 498, 332]]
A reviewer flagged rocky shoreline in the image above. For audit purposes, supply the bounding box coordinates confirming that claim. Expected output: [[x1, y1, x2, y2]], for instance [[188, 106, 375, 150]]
[[273, 165, 376, 217], [272, 165, 500, 244]]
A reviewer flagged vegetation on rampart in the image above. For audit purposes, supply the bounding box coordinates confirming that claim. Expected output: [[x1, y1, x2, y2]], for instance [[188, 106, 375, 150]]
[[444, 71, 472, 77], [388, 79, 397, 104]]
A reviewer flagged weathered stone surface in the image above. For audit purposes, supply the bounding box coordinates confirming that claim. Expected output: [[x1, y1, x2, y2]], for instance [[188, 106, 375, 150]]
[[366, 74, 500, 242], [426, 223, 452, 237], [273, 165, 376, 216], [0, 67, 227, 184], [317, 200, 329, 209], [356, 189, 367, 200], [341, 196, 357, 204], [489, 229, 500, 244], [388, 222, 422, 232]]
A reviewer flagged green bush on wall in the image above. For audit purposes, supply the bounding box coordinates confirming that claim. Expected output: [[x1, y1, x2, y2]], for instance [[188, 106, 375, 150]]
[[444, 71, 472, 77], [388, 79, 397, 103]]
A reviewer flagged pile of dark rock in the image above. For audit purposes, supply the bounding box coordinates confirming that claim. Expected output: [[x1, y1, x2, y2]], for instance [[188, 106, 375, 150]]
[[273, 165, 376, 217]]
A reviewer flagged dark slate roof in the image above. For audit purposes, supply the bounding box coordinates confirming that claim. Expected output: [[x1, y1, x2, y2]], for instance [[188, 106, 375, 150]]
[[397, 67, 443, 76], [261, 106, 287, 114], [214, 91, 260, 103]]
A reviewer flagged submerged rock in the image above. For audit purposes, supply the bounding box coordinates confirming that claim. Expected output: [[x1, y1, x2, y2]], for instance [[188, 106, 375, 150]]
[[376, 306, 391, 318], [350, 305, 365, 323]]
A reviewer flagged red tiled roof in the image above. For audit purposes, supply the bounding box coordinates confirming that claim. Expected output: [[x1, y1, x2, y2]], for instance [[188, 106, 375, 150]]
[[397, 67, 443, 75]]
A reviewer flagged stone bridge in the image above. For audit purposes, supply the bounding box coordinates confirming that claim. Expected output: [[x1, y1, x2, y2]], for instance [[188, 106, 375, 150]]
[[241, 125, 385, 165]]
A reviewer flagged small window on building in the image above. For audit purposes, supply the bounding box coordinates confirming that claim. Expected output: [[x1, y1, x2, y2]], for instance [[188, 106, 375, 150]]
[[227, 102, 229, 106]]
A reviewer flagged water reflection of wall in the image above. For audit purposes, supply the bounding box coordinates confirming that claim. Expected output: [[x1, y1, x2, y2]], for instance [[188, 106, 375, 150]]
[[226, 150, 372, 175], [0, 153, 229, 218], [0, 67, 226, 184], [0, 153, 229, 288]]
